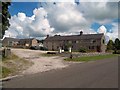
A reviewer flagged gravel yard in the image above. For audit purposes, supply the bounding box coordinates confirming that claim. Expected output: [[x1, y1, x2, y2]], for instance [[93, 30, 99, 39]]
[[11, 48, 74, 75]]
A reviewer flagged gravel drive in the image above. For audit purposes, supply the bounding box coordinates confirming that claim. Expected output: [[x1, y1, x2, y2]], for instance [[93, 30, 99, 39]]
[[11, 48, 77, 75]]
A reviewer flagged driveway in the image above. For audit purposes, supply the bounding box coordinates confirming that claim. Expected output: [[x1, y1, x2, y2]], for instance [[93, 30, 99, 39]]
[[10, 48, 78, 75]]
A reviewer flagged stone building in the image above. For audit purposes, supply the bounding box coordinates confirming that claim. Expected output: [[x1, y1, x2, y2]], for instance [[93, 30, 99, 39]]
[[2, 37, 38, 48], [43, 31, 106, 52]]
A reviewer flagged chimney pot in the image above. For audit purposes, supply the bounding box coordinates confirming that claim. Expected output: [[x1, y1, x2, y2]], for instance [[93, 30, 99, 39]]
[[80, 31, 83, 35], [47, 35, 49, 38]]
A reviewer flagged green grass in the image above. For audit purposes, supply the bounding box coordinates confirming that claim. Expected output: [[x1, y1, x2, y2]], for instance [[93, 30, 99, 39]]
[[2, 53, 19, 61], [1, 67, 12, 78], [1, 53, 33, 78], [64, 54, 118, 62]]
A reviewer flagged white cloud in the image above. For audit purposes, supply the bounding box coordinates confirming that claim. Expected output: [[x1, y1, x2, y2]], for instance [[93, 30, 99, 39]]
[[17, 13, 26, 21], [42, 2, 118, 36], [4, 8, 54, 39], [97, 23, 119, 42], [4, 2, 118, 41], [97, 25, 107, 35], [77, 2, 118, 24], [106, 23, 119, 41]]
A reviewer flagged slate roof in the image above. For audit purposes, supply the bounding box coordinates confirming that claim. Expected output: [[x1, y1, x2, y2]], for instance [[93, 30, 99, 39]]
[[2, 37, 20, 42], [2, 37, 36, 44], [45, 33, 104, 41], [19, 38, 35, 44]]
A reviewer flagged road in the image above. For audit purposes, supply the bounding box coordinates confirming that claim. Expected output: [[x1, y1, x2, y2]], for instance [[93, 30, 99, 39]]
[[3, 57, 118, 88]]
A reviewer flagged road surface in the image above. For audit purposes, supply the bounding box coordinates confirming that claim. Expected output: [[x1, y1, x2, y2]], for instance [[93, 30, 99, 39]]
[[3, 57, 118, 88]]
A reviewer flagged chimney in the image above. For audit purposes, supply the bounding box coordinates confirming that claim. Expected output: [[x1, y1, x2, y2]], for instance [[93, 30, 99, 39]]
[[47, 35, 49, 38], [80, 31, 83, 35]]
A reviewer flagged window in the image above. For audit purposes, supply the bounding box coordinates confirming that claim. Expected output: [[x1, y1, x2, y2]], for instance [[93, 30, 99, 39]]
[[92, 46, 94, 49], [72, 41, 76, 43], [91, 39, 96, 43], [89, 46, 91, 49], [103, 39, 105, 44], [76, 41, 79, 43], [68, 41, 72, 44], [93, 40, 96, 43]]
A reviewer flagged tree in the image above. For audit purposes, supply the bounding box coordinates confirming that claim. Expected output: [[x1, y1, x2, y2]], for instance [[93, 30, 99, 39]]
[[114, 38, 120, 50], [107, 40, 114, 50], [0, 2, 11, 39]]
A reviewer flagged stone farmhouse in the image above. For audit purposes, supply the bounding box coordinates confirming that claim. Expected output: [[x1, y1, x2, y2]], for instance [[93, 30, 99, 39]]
[[43, 31, 106, 52], [2, 37, 39, 48]]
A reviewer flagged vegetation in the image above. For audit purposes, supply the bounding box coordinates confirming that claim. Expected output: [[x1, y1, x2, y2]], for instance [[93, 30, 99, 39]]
[[64, 54, 118, 62], [107, 40, 114, 50], [1, 53, 33, 78], [114, 38, 120, 50], [64, 42, 72, 51], [106, 38, 120, 54], [41, 53, 60, 57], [79, 48, 87, 53], [1, 2, 11, 38], [113, 50, 120, 54], [2, 52, 18, 61], [2, 67, 12, 78]]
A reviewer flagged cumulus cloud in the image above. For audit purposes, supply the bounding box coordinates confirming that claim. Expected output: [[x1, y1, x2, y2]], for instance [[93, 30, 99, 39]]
[[4, 1, 118, 41], [4, 8, 54, 39], [97, 25, 107, 34], [42, 2, 118, 37], [97, 23, 119, 43], [106, 23, 119, 41], [77, 2, 118, 24], [43, 2, 91, 33]]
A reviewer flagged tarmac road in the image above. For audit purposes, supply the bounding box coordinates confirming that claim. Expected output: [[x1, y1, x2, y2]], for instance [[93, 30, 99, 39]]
[[3, 57, 118, 88]]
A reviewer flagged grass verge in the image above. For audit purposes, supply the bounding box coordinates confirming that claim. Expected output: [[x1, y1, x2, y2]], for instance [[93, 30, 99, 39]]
[[2, 53, 19, 61], [64, 54, 118, 62], [1, 67, 12, 78], [1, 53, 33, 78]]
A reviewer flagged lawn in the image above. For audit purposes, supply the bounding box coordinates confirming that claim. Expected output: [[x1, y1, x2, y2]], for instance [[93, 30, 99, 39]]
[[64, 54, 118, 62]]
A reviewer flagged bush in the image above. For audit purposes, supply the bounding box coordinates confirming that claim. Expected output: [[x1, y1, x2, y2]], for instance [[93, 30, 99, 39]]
[[79, 48, 87, 53], [47, 52, 56, 54], [113, 50, 120, 54], [40, 47, 48, 51], [30, 46, 38, 50]]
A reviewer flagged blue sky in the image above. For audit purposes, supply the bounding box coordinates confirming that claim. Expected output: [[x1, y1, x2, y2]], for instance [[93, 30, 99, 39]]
[[9, 2, 39, 16], [5, 1, 119, 41]]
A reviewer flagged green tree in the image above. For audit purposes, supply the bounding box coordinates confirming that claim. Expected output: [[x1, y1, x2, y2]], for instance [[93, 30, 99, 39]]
[[107, 40, 114, 50], [114, 38, 120, 50], [0, 2, 11, 39]]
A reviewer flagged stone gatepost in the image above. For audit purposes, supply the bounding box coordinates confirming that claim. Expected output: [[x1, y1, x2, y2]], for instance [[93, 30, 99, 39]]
[[59, 47, 62, 53], [69, 47, 72, 53], [4, 48, 11, 57]]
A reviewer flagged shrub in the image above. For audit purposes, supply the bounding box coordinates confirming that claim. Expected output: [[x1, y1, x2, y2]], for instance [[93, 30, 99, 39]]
[[47, 52, 56, 54], [79, 48, 87, 53], [40, 47, 48, 51], [113, 50, 120, 54]]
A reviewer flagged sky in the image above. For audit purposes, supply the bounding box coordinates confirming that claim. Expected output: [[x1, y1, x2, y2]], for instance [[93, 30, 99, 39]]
[[3, 1, 120, 42]]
